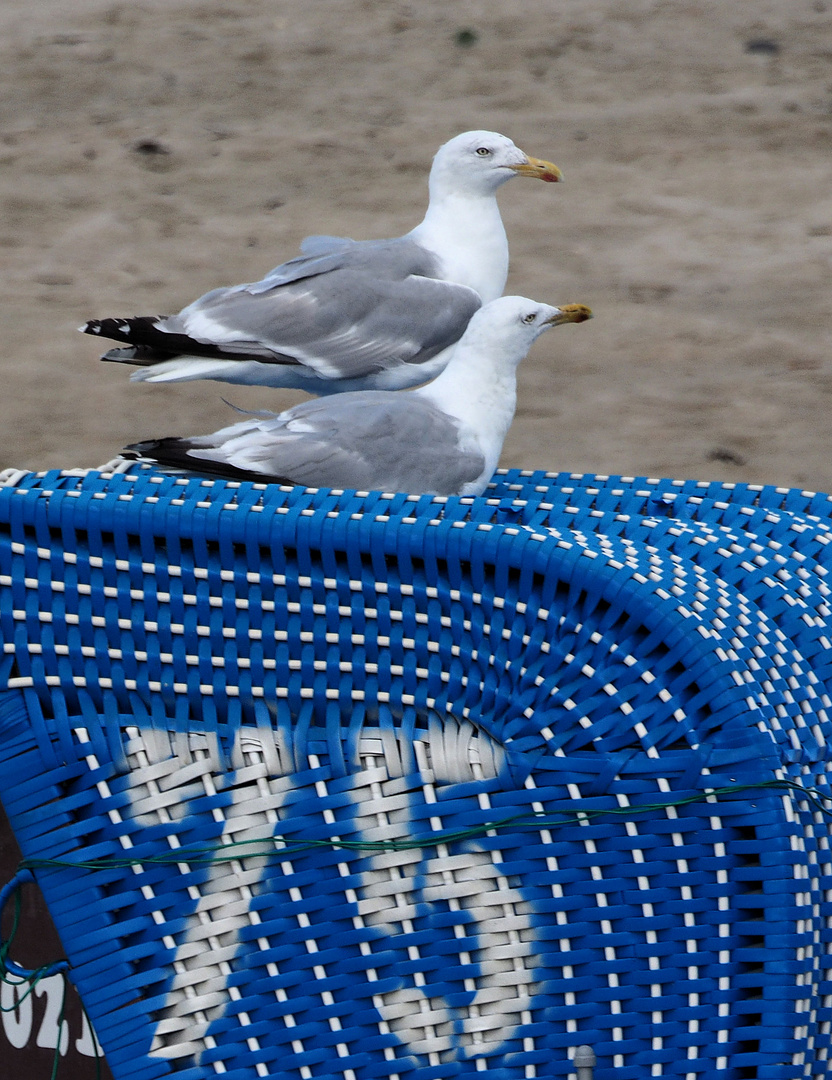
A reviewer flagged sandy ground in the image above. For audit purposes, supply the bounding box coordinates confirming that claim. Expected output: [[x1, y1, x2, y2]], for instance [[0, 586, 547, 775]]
[[1, 0, 831, 494]]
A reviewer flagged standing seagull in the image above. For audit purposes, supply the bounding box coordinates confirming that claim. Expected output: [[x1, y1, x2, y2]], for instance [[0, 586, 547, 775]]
[[123, 297, 592, 496], [82, 132, 562, 394]]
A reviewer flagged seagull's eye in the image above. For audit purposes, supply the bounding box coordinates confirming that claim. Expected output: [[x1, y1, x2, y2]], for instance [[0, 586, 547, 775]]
[[475, 146, 491, 156], [522, 312, 537, 324]]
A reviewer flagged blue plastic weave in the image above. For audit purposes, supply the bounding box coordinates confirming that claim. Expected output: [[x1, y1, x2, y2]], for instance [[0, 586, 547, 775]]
[[0, 462, 830, 1080]]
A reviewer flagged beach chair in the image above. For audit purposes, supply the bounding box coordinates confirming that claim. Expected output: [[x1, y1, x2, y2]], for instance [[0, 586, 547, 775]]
[[0, 463, 829, 1079]]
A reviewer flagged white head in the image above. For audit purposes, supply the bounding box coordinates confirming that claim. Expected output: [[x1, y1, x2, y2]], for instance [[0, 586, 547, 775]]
[[419, 295, 592, 494], [459, 295, 592, 369], [428, 131, 562, 198]]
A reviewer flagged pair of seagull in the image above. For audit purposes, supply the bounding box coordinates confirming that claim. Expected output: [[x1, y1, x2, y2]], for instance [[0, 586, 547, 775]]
[[84, 130, 592, 496]]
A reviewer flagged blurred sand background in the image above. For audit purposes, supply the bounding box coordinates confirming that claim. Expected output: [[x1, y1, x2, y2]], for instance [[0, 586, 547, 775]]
[[0, 0, 830, 492]]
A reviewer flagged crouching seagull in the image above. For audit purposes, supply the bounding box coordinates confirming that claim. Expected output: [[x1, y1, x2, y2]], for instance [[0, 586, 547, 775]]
[[123, 296, 591, 497]]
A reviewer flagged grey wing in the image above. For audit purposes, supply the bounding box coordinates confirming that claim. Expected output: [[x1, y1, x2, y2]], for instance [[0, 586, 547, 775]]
[[190, 394, 487, 495], [249, 233, 358, 289], [298, 234, 355, 257], [252, 235, 432, 291], [244, 245, 355, 293], [160, 241, 481, 379]]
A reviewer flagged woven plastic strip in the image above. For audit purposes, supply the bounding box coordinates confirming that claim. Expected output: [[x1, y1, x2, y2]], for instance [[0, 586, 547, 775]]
[[0, 463, 829, 1080]]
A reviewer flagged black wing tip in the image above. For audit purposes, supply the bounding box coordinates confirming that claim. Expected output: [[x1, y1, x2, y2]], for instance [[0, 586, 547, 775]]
[[101, 344, 174, 366], [80, 316, 171, 341], [124, 436, 193, 463], [123, 438, 166, 455], [83, 316, 288, 366], [100, 346, 139, 363], [123, 438, 292, 486], [81, 317, 133, 337]]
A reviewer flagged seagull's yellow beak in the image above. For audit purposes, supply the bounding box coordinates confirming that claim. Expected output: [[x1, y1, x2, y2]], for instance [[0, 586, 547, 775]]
[[507, 155, 563, 183], [546, 304, 593, 325]]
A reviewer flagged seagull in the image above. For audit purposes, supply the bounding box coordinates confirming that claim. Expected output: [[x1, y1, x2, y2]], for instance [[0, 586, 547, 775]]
[[123, 297, 592, 496], [82, 131, 562, 394]]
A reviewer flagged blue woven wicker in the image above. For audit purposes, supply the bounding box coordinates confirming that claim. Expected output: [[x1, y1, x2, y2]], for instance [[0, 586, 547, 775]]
[[0, 462, 830, 1080]]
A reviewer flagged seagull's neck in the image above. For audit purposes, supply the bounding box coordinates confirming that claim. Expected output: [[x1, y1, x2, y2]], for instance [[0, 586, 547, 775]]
[[416, 335, 518, 474], [409, 187, 509, 303]]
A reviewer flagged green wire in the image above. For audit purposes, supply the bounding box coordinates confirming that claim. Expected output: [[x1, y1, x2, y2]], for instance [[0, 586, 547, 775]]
[[0, 879, 69, 1079], [13, 777, 831, 872], [0, 885, 21, 987]]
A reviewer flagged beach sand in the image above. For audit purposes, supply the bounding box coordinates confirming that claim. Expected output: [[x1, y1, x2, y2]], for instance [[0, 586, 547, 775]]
[[1, 0, 831, 492]]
